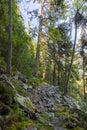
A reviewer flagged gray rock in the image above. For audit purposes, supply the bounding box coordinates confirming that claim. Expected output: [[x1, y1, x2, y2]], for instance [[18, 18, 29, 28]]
[[18, 73, 28, 83], [22, 83, 29, 90], [0, 75, 15, 89], [13, 75, 18, 82], [14, 94, 35, 113], [49, 112, 55, 118], [32, 128, 37, 130], [0, 115, 3, 121], [55, 127, 66, 130], [62, 96, 80, 109]]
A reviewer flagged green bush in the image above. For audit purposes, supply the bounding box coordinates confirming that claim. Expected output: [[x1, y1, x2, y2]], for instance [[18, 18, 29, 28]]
[[11, 80, 28, 97], [26, 100, 35, 113], [9, 120, 35, 130], [0, 82, 15, 104], [30, 77, 43, 88]]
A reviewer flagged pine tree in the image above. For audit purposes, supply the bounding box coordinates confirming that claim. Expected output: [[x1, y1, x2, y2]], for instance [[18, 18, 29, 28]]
[[7, 0, 12, 74]]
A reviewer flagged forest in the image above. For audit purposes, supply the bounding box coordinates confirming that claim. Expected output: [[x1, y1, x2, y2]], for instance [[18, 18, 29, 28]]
[[0, 0, 87, 130]]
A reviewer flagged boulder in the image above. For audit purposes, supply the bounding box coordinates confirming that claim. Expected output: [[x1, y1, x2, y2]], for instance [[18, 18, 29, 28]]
[[14, 94, 35, 114], [18, 72, 28, 83], [0, 75, 15, 89]]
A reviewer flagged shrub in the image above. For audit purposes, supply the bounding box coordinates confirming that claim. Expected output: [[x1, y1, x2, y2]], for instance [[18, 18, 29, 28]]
[[0, 82, 15, 104]]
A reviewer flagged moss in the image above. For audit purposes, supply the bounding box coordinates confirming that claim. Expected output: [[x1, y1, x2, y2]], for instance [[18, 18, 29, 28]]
[[36, 112, 54, 130], [26, 100, 35, 113], [13, 106, 27, 121], [73, 127, 84, 130], [11, 80, 28, 97], [37, 124, 54, 130], [7, 104, 35, 130], [30, 77, 43, 88], [0, 82, 15, 104], [9, 120, 35, 130]]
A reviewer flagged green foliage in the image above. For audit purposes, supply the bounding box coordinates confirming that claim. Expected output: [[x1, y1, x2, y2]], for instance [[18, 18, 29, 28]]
[[73, 127, 84, 130], [8, 104, 35, 130], [37, 124, 54, 130], [9, 120, 35, 130], [37, 112, 54, 130], [80, 103, 87, 112], [12, 80, 28, 97], [26, 100, 35, 113], [14, 106, 27, 121], [30, 77, 43, 88], [17, 44, 35, 81], [0, 82, 15, 104], [0, 56, 6, 69]]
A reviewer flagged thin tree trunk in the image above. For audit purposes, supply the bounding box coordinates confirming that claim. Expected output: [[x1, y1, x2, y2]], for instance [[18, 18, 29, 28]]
[[7, 0, 12, 74], [83, 57, 86, 99], [63, 2, 85, 95], [64, 54, 67, 84], [64, 23, 77, 95], [57, 57, 60, 86], [57, 65, 60, 85], [53, 63, 56, 86], [34, 0, 45, 77]]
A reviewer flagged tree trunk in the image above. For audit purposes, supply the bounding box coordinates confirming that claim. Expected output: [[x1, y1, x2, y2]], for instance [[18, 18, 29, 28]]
[[64, 22, 77, 95], [64, 54, 67, 84], [57, 58, 60, 86], [34, 0, 45, 77], [57, 66, 60, 85], [83, 57, 86, 100], [7, 0, 12, 74], [53, 63, 56, 86]]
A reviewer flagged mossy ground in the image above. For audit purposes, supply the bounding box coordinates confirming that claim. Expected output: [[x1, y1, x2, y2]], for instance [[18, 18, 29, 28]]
[[0, 76, 87, 130]]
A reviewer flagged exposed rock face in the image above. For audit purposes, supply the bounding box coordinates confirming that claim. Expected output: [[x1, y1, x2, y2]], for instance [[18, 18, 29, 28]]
[[0, 75, 15, 89], [0, 74, 87, 130], [28, 86, 80, 112], [15, 93, 35, 113]]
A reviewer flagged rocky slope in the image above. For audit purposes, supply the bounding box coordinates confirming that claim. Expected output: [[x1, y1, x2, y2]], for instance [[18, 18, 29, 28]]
[[0, 74, 87, 130]]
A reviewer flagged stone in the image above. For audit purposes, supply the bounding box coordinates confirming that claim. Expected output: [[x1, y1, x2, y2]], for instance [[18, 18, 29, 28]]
[[62, 96, 80, 109], [49, 112, 55, 118], [25, 127, 37, 130], [14, 94, 35, 113], [54, 127, 66, 130], [0, 75, 15, 89], [18, 73, 28, 83], [13, 75, 18, 82], [22, 83, 29, 90]]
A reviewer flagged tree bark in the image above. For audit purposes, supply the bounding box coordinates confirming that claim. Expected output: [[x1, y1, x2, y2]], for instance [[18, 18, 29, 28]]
[[7, 0, 12, 74], [53, 63, 56, 86], [57, 64, 60, 85], [64, 21, 77, 95], [34, 0, 45, 77], [83, 57, 86, 99]]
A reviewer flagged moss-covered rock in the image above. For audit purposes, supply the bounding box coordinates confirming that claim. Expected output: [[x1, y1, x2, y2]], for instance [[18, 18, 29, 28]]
[[0, 81, 15, 104], [0, 75, 87, 130], [9, 120, 35, 130]]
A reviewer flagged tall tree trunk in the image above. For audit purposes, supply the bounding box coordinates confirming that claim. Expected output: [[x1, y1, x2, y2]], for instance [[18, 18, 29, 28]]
[[64, 54, 67, 84], [83, 57, 86, 100], [64, 22, 77, 95], [34, 0, 45, 77], [57, 65, 60, 85], [7, 0, 12, 74], [53, 63, 56, 86], [57, 57, 60, 86]]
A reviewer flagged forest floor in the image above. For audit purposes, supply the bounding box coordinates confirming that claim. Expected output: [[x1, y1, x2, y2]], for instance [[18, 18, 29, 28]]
[[0, 74, 87, 130]]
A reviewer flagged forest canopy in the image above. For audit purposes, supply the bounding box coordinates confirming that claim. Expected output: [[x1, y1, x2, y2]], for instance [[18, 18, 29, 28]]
[[0, 0, 87, 99]]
